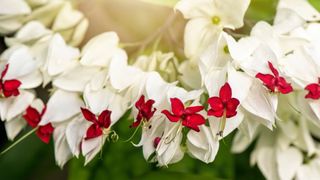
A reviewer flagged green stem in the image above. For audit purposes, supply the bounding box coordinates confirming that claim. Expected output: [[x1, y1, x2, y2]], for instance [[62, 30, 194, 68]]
[[0, 128, 37, 156], [122, 123, 142, 143]]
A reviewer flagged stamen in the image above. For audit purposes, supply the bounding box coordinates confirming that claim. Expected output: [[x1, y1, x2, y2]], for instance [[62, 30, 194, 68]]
[[217, 111, 227, 137], [164, 123, 182, 144]]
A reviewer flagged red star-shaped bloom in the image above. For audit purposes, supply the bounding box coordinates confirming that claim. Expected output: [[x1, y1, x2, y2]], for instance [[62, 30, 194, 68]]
[[305, 78, 320, 100], [208, 82, 240, 118], [131, 95, 156, 128], [0, 64, 21, 97], [23, 106, 54, 144], [256, 61, 293, 94], [81, 107, 112, 140], [161, 98, 205, 132]]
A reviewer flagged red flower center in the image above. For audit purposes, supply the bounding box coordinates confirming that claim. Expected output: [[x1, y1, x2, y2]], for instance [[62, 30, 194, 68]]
[[131, 95, 156, 128], [208, 82, 240, 118], [81, 107, 112, 140], [255, 61, 293, 94], [23, 105, 54, 144], [0, 64, 21, 98], [161, 98, 205, 132]]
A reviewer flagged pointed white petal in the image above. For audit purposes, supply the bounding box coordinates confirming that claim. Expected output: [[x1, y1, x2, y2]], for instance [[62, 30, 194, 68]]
[[82, 136, 106, 165], [65, 116, 88, 157], [187, 125, 219, 163], [175, 0, 214, 19], [47, 34, 79, 76], [0, 0, 31, 15], [53, 124, 73, 168], [276, 147, 303, 180], [53, 64, 100, 92], [6, 90, 35, 120], [184, 18, 220, 59], [80, 32, 119, 67], [4, 117, 27, 141], [241, 81, 278, 129], [40, 90, 83, 125]]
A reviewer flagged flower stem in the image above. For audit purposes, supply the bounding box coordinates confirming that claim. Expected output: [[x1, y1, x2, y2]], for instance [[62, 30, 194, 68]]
[[122, 123, 142, 143], [0, 128, 37, 156]]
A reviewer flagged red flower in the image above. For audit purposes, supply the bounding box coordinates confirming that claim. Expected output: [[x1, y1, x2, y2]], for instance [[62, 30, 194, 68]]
[[131, 95, 156, 128], [0, 64, 21, 97], [208, 82, 240, 118], [23, 106, 54, 144], [256, 61, 293, 94], [161, 98, 205, 132], [305, 78, 320, 100], [81, 107, 112, 140]]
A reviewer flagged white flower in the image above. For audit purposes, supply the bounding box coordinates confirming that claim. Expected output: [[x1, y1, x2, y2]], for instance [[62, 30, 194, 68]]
[[51, 1, 88, 46], [1, 91, 35, 140], [39, 89, 83, 126], [186, 125, 219, 163], [0, 45, 43, 89], [80, 32, 122, 67], [274, 0, 320, 34], [175, 0, 251, 59], [5, 21, 52, 47], [0, 0, 31, 34]]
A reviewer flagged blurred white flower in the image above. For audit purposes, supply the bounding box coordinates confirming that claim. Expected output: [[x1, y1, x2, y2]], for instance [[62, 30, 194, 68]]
[[176, 0, 251, 60]]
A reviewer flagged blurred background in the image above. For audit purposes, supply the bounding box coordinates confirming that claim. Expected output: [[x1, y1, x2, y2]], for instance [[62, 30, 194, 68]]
[[1, 0, 320, 179]]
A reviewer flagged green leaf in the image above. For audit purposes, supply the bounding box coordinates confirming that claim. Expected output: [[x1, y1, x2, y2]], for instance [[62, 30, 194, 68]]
[[140, 0, 179, 7]]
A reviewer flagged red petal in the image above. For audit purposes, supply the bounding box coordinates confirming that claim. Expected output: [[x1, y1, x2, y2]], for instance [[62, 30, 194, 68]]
[[182, 114, 205, 132], [98, 109, 111, 128], [40, 105, 47, 117], [226, 110, 238, 118], [161, 110, 180, 122], [1, 64, 9, 79], [145, 99, 155, 110], [277, 77, 293, 94], [305, 83, 320, 99], [80, 107, 97, 123], [170, 98, 185, 116], [207, 109, 224, 117], [2, 80, 21, 97], [208, 97, 224, 111], [3, 80, 21, 91], [131, 117, 142, 128], [268, 61, 279, 76], [3, 89, 16, 97], [135, 95, 145, 109], [185, 106, 204, 114], [153, 137, 161, 148], [226, 98, 240, 112], [256, 73, 276, 92], [219, 83, 232, 102], [23, 106, 41, 127], [36, 123, 54, 144], [85, 124, 103, 140], [226, 98, 239, 118]]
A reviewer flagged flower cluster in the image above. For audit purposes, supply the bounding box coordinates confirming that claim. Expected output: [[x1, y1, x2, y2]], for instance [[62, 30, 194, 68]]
[[0, 0, 320, 179]]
